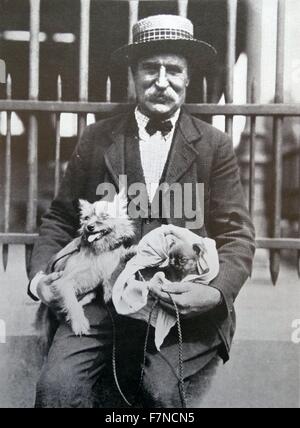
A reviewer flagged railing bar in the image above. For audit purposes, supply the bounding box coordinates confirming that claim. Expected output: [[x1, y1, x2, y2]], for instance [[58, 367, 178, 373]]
[[78, 0, 91, 139], [26, 0, 40, 235], [178, 0, 188, 18], [202, 77, 208, 104], [275, 0, 285, 105], [3, 74, 12, 271], [256, 238, 300, 250], [270, 0, 285, 286], [0, 101, 300, 116], [127, 0, 139, 101], [225, 0, 237, 103], [297, 160, 300, 278], [54, 75, 62, 197], [226, 116, 233, 138], [4, 74, 12, 234], [225, 0, 237, 137], [298, 148, 300, 277], [25, 245, 34, 278], [249, 119, 256, 218], [249, 79, 258, 218], [106, 76, 112, 103], [79, 0, 90, 102], [0, 233, 39, 245], [29, 0, 40, 101]]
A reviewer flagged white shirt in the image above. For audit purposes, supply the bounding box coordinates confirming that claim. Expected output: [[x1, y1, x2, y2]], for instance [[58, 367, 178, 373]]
[[29, 108, 181, 300], [135, 107, 180, 202]]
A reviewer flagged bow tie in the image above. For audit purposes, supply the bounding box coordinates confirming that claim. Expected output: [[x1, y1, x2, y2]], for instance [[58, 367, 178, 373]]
[[145, 118, 173, 137]]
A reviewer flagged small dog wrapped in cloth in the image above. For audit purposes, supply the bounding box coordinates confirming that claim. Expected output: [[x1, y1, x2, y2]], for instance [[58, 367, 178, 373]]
[[36, 190, 136, 339], [112, 225, 220, 350]]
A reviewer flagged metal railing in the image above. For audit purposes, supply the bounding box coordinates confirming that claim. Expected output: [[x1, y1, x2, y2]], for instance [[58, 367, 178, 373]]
[[1, 0, 300, 284]]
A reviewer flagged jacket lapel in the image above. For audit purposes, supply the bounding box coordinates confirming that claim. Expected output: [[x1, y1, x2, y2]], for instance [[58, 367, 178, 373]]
[[163, 108, 202, 185], [104, 110, 149, 216], [103, 114, 127, 188]]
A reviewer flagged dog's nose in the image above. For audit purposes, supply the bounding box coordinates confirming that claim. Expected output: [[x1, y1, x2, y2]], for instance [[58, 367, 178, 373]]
[[87, 224, 95, 232]]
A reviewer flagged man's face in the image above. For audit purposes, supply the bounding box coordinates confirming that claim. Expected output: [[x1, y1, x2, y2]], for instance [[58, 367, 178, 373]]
[[132, 53, 190, 119]]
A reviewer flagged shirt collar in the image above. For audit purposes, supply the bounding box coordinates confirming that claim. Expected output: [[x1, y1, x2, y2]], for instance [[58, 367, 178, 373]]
[[135, 107, 181, 137]]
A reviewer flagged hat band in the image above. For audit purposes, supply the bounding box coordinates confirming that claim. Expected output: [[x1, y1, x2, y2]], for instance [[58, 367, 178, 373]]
[[133, 28, 194, 44]]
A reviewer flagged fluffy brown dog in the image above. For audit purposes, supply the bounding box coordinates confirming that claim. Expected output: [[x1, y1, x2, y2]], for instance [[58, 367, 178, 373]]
[[36, 191, 136, 338]]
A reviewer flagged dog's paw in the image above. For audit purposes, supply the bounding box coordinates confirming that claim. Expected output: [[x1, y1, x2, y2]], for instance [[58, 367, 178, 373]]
[[71, 316, 90, 336]]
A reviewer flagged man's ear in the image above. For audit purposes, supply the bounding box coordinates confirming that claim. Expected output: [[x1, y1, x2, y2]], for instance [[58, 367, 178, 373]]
[[186, 75, 190, 87]]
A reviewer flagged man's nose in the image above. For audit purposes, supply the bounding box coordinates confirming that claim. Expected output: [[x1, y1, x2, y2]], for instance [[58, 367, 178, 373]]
[[155, 66, 169, 90]]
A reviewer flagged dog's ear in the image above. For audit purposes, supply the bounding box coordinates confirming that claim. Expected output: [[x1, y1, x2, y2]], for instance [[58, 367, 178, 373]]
[[192, 243, 206, 257], [78, 199, 92, 218]]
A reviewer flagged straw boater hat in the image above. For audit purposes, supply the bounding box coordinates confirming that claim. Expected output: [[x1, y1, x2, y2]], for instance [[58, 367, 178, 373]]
[[111, 14, 217, 69]]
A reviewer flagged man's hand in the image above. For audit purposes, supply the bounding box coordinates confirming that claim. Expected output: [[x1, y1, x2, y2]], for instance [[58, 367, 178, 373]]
[[36, 272, 96, 310], [36, 272, 63, 307], [161, 224, 200, 244], [148, 282, 222, 318]]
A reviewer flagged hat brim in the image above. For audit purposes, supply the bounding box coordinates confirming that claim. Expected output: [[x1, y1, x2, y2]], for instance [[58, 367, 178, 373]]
[[111, 39, 217, 70]]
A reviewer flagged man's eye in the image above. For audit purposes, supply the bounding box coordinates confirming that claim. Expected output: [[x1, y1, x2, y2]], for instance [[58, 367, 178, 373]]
[[167, 67, 182, 75], [142, 65, 157, 73]]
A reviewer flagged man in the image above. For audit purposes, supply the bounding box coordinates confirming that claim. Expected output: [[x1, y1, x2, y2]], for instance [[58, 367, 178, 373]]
[[29, 15, 255, 408]]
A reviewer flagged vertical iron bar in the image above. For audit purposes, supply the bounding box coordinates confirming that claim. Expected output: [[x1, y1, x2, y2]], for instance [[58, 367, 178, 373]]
[[225, 0, 237, 138], [27, 0, 40, 236], [298, 147, 300, 277], [127, 0, 139, 101], [270, 0, 285, 285], [3, 74, 12, 271], [78, 0, 91, 140], [178, 0, 188, 18], [106, 76, 112, 103], [26, 0, 40, 275], [249, 79, 258, 218], [54, 75, 62, 198], [202, 77, 208, 104]]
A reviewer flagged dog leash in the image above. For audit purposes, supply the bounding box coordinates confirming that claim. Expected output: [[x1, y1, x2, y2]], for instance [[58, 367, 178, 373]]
[[106, 296, 159, 407], [107, 273, 187, 408], [164, 290, 187, 408]]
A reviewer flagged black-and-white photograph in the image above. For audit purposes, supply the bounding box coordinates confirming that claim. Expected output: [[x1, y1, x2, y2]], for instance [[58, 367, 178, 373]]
[[0, 0, 299, 410]]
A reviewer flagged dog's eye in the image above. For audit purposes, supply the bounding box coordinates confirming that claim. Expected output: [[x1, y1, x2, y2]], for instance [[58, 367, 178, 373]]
[[83, 216, 89, 221]]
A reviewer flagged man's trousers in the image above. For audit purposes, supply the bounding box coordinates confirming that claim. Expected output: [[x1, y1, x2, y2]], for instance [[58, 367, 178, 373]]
[[35, 302, 222, 408]]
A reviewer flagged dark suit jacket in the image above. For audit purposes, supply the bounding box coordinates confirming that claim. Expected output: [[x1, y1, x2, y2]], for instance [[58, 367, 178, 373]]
[[29, 107, 255, 362]]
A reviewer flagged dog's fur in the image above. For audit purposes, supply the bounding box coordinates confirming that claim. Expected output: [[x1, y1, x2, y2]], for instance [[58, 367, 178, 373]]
[[36, 190, 136, 340]]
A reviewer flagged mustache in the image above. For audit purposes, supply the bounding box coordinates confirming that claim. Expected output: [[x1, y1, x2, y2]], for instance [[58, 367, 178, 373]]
[[147, 92, 175, 103]]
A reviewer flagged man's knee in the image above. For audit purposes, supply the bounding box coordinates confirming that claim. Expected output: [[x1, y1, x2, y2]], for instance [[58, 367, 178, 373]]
[[35, 364, 95, 408]]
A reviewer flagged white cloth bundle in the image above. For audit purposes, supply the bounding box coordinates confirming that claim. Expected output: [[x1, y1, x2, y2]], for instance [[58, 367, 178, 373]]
[[112, 225, 219, 350]]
